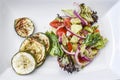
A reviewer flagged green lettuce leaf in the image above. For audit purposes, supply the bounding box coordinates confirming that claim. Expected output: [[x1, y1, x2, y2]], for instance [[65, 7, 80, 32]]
[[80, 3, 98, 24], [46, 31, 64, 57], [84, 32, 107, 49], [94, 38, 108, 49]]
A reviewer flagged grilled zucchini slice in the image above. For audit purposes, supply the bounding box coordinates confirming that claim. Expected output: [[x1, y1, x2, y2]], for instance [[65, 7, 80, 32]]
[[31, 32, 50, 53], [14, 17, 35, 38], [11, 52, 36, 75], [20, 38, 46, 67]]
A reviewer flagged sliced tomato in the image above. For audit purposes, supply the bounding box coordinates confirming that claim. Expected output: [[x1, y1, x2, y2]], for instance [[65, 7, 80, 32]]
[[78, 54, 88, 63], [56, 27, 67, 36], [49, 20, 63, 29], [67, 42, 72, 52], [63, 18, 71, 28]]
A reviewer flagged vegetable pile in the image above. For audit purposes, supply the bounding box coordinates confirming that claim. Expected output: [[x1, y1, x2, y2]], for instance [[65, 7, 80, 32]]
[[12, 18, 50, 75], [11, 3, 108, 75], [48, 3, 107, 73]]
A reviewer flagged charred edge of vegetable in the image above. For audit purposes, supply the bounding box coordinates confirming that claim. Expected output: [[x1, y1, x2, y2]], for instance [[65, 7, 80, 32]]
[[43, 33, 51, 56], [36, 59, 46, 68], [23, 50, 46, 68], [31, 32, 50, 55], [45, 32, 54, 55], [19, 37, 46, 67], [14, 17, 35, 38], [11, 51, 37, 75]]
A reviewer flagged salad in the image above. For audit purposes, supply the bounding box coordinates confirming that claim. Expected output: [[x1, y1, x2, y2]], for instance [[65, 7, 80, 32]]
[[47, 3, 107, 73]]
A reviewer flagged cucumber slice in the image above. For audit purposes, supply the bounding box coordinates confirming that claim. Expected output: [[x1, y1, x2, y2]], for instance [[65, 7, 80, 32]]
[[20, 38, 46, 67], [14, 17, 35, 38], [31, 32, 50, 53], [11, 52, 36, 75]]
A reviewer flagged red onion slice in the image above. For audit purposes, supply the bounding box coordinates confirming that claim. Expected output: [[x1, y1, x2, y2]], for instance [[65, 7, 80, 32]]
[[81, 56, 91, 61], [75, 52, 89, 67], [73, 10, 88, 26], [58, 36, 62, 44], [66, 27, 85, 39], [75, 48, 91, 67], [61, 43, 91, 66], [61, 45, 75, 55]]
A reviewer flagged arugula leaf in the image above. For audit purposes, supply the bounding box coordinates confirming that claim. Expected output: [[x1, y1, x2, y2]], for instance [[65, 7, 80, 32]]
[[46, 31, 64, 57], [84, 33, 100, 46]]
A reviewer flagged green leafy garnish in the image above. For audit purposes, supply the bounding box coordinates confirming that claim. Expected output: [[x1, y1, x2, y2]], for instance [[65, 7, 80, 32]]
[[84, 32, 107, 49], [46, 31, 64, 57]]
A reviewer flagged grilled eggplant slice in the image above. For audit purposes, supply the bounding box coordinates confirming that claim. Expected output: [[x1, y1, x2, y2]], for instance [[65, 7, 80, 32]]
[[20, 38, 46, 67], [11, 52, 36, 75], [14, 17, 35, 38], [31, 32, 50, 54]]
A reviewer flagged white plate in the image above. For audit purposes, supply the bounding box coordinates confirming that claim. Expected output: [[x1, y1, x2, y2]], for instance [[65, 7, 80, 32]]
[[0, 0, 120, 80]]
